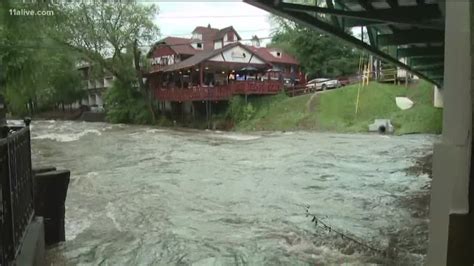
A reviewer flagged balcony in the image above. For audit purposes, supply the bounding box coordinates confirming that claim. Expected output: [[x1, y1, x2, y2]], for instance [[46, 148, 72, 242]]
[[87, 80, 105, 90], [87, 80, 96, 89], [104, 77, 114, 88], [154, 80, 283, 102]]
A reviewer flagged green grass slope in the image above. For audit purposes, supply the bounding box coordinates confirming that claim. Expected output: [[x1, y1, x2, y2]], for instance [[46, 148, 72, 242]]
[[234, 80, 443, 134]]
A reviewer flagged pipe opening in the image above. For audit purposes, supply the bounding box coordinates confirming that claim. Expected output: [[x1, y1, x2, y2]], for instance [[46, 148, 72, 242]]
[[378, 125, 386, 134]]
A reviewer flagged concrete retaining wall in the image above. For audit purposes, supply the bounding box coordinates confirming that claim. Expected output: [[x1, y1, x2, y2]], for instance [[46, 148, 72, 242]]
[[80, 111, 106, 122]]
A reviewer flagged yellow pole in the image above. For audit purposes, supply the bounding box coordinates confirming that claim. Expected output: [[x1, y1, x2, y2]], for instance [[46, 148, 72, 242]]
[[364, 63, 370, 86], [355, 56, 364, 115]]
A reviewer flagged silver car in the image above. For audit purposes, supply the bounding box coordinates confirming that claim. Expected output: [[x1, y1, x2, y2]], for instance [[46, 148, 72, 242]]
[[306, 78, 341, 91]]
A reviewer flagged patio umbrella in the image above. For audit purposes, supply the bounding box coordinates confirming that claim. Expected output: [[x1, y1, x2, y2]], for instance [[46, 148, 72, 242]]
[[239, 66, 259, 72], [266, 69, 281, 72]]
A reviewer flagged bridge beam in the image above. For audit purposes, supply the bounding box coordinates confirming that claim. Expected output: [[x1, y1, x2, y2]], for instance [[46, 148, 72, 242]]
[[419, 68, 444, 77], [412, 63, 444, 72], [410, 57, 444, 66], [428, 1, 474, 265], [397, 47, 444, 58], [244, 1, 442, 87], [277, 1, 443, 29], [377, 30, 444, 46]]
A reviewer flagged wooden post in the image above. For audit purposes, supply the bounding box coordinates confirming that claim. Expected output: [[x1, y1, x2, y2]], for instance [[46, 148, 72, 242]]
[[199, 64, 204, 86], [405, 72, 408, 87], [206, 100, 209, 129], [34, 170, 70, 246], [209, 101, 212, 129]]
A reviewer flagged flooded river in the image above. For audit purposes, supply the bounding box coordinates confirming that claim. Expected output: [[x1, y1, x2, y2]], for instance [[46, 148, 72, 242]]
[[31, 120, 435, 265]]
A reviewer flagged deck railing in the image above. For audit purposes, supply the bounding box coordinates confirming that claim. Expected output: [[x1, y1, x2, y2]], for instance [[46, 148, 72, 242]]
[[284, 85, 312, 97], [0, 123, 34, 265], [154, 80, 283, 101]]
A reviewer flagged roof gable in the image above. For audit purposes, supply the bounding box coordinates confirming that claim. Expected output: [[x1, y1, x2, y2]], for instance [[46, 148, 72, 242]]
[[148, 37, 197, 57], [191, 26, 220, 51], [151, 43, 269, 73], [192, 26, 220, 35], [208, 44, 267, 65], [215, 26, 242, 41], [245, 46, 299, 65]]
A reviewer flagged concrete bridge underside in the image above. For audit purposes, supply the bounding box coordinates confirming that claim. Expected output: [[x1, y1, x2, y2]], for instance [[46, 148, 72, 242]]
[[245, 0, 473, 264]]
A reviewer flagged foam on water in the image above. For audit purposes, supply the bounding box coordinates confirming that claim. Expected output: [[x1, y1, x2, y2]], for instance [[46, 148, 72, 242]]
[[145, 128, 167, 134], [106, 202, 123, 232], [65, 212, 92, 241], [214, 133, 262, 141], [32, 129, 102, 142], [31, 121, 436, 265]]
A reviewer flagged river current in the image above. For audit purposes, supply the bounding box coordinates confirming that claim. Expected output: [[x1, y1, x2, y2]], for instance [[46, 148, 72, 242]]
[[30, 120, 435, 265]]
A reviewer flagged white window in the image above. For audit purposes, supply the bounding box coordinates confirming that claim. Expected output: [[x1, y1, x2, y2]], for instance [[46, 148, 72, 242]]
[[193, 42, 203, 50], [270, 51, 282, 58], [214, 41, 222, 49], [192, 33, 202, 40]]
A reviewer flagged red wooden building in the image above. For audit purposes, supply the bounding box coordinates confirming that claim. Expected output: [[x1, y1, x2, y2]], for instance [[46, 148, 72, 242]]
[[146, 25, 303, 117]]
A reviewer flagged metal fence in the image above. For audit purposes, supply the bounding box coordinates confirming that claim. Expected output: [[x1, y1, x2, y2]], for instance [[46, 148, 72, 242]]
[[0, 126, 34, 265]]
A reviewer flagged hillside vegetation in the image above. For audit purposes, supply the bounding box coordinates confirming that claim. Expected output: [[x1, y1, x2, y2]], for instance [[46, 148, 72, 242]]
[[231, 80, 443, 135]]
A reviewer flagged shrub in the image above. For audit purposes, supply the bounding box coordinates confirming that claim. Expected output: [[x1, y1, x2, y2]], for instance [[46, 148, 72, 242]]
[[104, 79, 153, 124], [225, 96, 259, 122]]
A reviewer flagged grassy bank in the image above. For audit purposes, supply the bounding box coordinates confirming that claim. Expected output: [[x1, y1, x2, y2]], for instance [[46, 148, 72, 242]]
[[233, 80, 443, 135]]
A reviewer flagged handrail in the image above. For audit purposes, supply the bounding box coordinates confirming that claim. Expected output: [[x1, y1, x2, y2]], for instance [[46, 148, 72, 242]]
[[154, 80, 284, 101], [1, 125, 34, 265]]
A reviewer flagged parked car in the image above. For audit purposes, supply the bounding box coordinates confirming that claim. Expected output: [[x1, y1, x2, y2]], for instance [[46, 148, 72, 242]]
[[305, 78, 341, 91], [337, 76, 351, 86], [337, 74, 362, 86]]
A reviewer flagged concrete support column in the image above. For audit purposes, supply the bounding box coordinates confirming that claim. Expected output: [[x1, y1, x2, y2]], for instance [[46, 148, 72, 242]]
[[87, 94, 94, 106], [434, 85, 444, 108], [81, 97, 89, 106], [427, 1, 473, 265], [95, 94, 103, 108]]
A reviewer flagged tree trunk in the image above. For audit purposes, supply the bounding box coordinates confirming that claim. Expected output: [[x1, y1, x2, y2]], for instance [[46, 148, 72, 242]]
[[133, 39, 156, 123]]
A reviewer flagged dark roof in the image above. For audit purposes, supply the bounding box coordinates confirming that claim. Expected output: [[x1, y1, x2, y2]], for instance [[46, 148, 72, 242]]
[[245, 46, 299, 65], [192, 26, 220, 35], [149, 26, 245, 57], [214, 26, 242, 41], [150, 43, 269, 73], [192, 26, 220, 51], [158, 37, 197, 55]]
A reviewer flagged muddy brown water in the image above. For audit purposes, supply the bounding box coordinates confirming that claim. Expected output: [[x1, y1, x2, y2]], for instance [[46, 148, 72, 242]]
[[30, 120, 435, 265]]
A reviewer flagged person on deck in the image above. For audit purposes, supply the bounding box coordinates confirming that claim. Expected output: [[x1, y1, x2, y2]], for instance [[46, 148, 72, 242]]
[[290, 72, 296, 86]]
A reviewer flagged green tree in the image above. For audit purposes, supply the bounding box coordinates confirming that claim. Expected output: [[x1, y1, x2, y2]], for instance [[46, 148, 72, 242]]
[[49, 1, 159, 123], [0, 1, 84, 115], [270, 17, 362, 79], [48, 55, 86, 111]]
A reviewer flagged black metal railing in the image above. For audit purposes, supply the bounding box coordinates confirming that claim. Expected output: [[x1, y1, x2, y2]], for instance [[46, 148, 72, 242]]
[[0, 123, 34, 265]]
